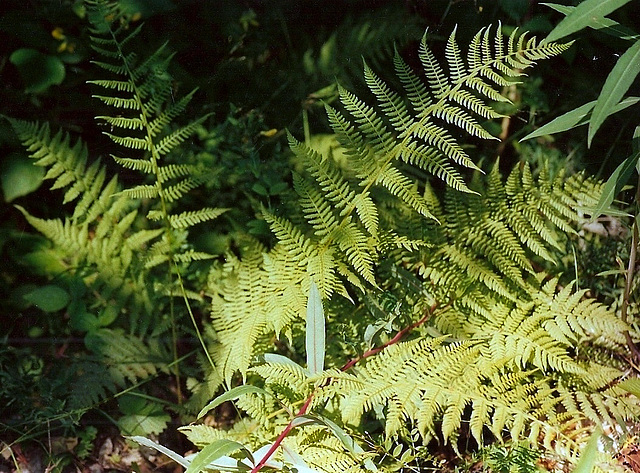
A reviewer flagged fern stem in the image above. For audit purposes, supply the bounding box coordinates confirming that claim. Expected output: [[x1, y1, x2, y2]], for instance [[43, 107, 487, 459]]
[[249, 303, 436, 473], [341, 302, 437, 372]]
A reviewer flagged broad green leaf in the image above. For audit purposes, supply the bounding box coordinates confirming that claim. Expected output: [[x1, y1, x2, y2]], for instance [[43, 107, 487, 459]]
[[24, 285, 70, 312], [198, 385, 271, 419], [589, 39, 640, 146], [9, 49, 66, 93], [305, 280, 325, 376], [544, 0, 634, 43], [572, 428, 601, 473], [185, 440, 251, 473], [1, 152, 44, 202], [544, 3, 639, 40], [520, 96, 640, 141], [128, 436, 190, 468], [589, 149, 638, 219]]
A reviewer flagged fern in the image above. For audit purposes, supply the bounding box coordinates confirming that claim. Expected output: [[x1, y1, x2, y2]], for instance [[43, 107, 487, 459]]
[[3, 0, 228, 419], [199, 24, 639, 471], [85, 0, 226, 273], [209, 25, 574, 383]]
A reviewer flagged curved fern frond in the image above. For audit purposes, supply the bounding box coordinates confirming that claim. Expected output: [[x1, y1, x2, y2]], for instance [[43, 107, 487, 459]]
[[329, 24, 571, 208]]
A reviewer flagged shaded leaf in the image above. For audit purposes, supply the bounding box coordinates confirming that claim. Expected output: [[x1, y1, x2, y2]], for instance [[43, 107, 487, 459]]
[[544, 0, 634, 43], [10, 49, 66, 93], [1, 152, 44, 202], [588, 39, 640, 146], [24, 285, 70, 312]]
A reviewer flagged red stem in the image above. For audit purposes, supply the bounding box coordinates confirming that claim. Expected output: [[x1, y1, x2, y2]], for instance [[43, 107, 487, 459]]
[[249, 303, 436, 473]]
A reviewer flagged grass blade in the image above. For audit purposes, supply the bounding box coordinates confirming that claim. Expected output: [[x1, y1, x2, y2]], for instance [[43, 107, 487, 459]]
[[521, 96, 640, 141], [544, 0, 634, 43], [305, 280, 325, 376], [198, 385, 272, 419], [588, 39, 640, 146]]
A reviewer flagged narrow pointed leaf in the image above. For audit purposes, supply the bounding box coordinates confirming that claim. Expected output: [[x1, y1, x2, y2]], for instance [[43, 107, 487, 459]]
[[298, 414, 379, 471], [198, 385, 272, 419], [588, 39, 640, 146], [521, 101, 595, 141], [521, 96, 640, 141], [305, 280, 325, 376], [544, 0, 634, 43], [589, 148, 638, 219], [572, 428, 601, 473], [544, 3, 639, 40], [128, 436, 190, 468], [185, 440, 251, 473]]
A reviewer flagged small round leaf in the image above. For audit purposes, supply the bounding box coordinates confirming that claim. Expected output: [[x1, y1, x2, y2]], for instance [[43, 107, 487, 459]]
[[1, 152, 44, 202], [24, 285, 71, 312], [10, 48, 66, 93]]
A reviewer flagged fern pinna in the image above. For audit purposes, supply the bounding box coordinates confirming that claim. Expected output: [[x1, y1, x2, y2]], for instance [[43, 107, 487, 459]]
[[196, 25, 639, 471]]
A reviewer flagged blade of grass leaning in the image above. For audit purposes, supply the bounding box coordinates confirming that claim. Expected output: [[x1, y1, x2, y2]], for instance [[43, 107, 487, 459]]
[[521, 101, 595, 141], [543, 3, 639, 40], [305, 280, 325, 376], [198, 385, 272, 419], [521, 96, 640, 141], [589, 149, 638, 219], [588, 40, 640, 146], [128, 436, 190, 468], [544, 0, 634, 43], [185, 439, 252, 473], [297, 414, 379, 471], [572, 428, 601, 473]]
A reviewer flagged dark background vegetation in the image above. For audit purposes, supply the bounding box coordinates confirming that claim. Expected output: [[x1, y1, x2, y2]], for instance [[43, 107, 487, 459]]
[[0, 0, 637, 470]]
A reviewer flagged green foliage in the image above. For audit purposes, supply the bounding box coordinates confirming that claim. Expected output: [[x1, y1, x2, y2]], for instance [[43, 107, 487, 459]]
[[2, 1, 640, 472], [188, 21, 638, 472], [1, 0, 224, 438]]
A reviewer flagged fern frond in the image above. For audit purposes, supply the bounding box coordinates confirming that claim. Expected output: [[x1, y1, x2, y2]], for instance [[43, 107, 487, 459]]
[[112, 156, 154, 173], [86, 328, 169, 386], [4, 118, 115, 220], [155, 116, 212, 157], [95, 115, 144, 130]]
